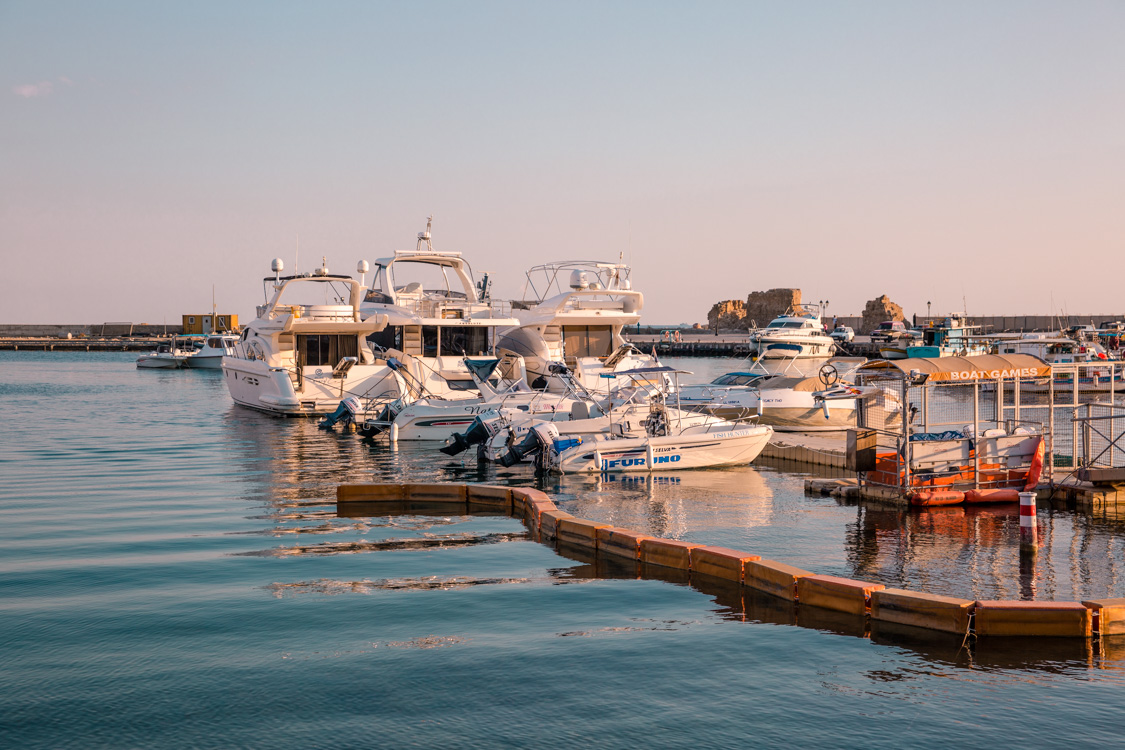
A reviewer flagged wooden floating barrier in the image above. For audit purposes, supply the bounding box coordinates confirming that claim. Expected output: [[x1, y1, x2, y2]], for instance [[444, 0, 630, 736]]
[[974, 600, 1091, 638], [335, 482, 1125, 642], [690, 546, 761, 584], [870, 589, 974, 634]]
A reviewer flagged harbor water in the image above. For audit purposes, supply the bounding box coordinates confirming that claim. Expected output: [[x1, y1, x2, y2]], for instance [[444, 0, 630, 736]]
[[2, 351, 1123, 748]]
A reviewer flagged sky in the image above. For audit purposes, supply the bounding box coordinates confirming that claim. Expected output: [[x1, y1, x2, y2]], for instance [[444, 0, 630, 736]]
[[2, 1, 1123, 325]]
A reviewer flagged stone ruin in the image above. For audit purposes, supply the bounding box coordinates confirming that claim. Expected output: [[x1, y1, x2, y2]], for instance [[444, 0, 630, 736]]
[[744, 288, 801, 329], [707, 300, 747, 331], [861, 295, 905, 334], [706, 288, 804, 330]]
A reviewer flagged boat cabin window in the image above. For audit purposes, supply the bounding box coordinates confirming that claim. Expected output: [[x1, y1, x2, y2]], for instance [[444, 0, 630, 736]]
[[563, 325, 613, 359], [367, 326, 404, 352], [297, 334, 359, 367], [768, 321, 805, 329], [440, 326, 489, 356], [422, 326, 439, 357]]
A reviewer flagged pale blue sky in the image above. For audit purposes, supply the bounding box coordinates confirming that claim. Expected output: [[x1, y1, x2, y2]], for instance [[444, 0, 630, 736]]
[[2, 1, 1123, 324]]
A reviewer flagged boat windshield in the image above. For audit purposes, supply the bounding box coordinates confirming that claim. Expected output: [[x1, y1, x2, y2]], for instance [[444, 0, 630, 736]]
[[768, 321, 805, 329], [711, 373, 759, 386]]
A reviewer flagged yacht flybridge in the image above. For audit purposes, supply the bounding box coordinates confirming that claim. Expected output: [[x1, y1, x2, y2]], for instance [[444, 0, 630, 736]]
[[223, 259, 394, 415], [359, 218, 522, 398], [497, 260, 656, 392]]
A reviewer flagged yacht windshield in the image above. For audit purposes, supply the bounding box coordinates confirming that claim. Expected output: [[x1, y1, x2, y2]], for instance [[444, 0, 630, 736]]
[[711, 373, 758, 386]]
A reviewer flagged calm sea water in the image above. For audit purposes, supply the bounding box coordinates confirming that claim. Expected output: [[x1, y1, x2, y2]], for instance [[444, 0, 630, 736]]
[[2, 351, 1123, 749]]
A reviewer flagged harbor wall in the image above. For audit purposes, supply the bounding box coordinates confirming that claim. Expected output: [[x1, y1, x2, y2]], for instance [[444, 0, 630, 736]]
[[0, 323, 184, 337]]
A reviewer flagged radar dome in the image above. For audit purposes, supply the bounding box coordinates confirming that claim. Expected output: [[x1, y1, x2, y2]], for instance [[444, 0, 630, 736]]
[[271, 258, 284, 273], [357, 260, 370, 274], [569, 270, 589, 290]]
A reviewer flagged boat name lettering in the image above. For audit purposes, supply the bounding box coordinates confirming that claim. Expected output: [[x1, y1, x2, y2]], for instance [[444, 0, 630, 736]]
[[600, 454, 682, 470]]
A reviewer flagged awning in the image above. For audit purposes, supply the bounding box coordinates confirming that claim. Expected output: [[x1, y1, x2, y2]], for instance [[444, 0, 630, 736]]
[[858, 353, 1050, 382]]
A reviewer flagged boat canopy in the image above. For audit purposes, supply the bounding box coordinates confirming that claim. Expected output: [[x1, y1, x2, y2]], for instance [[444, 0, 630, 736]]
[[858, 354, 1050, 382]]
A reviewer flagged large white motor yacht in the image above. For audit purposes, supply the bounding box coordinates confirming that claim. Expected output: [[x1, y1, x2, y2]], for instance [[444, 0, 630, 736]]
[[358, 218, 522, 400], [223, 260, 393, 415], [496, 260, 656, 393], [748, 304, 835, 360]]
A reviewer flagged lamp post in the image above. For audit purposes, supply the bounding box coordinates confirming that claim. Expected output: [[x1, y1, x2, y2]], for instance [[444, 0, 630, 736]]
[[927, 301, 931, 320]]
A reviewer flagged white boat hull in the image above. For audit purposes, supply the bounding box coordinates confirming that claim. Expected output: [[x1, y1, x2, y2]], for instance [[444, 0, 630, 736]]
[[222, 359, 403, 416], [136, 354, 183, 369], [552, 424, 773, 473]]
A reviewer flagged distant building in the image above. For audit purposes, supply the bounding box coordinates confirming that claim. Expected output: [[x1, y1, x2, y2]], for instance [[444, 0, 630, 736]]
[[182, 314, 239, 334]]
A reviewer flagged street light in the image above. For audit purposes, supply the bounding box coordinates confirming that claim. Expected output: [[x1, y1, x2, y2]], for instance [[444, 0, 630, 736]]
[[927, 301, 931, 319]]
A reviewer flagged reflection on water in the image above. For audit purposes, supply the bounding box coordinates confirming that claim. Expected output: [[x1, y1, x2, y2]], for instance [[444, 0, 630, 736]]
[[6, 352, 1125, 749]]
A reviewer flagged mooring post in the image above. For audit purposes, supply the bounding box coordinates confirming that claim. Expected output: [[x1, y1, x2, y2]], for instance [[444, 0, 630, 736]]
[[1019, 490, 1038, 555]]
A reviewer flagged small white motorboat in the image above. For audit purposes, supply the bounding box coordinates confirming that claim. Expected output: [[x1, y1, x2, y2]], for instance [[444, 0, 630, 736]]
[[136, 339, 195, 369], [547, 421, 773, 474], [182, 334, 238, 369]]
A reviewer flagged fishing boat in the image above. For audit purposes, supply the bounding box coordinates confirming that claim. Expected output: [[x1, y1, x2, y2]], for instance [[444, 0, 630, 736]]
[[496, 260, 658, 393], [747, 304, 835, 360], [906, 313, 991, 359]]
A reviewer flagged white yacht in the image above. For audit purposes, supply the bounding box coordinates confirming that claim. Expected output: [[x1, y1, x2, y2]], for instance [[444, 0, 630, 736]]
[[748, 304, 835, 360], [496, 260, 656, 393], [222, 259, 394, 415], [358, 218, 522, 400], [182, 334, 238, 369]]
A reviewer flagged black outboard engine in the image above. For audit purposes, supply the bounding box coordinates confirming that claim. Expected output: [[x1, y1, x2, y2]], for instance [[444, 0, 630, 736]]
[[358, 400, 403, 438], [498, 422, 560, 468], [440, 410, 505, 456], [643, 402, 669, 437], [319, 397, 362, 431]]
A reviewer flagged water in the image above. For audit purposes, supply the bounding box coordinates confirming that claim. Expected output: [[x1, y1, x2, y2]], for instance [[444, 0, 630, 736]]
[[2, 352, 1123, 749]]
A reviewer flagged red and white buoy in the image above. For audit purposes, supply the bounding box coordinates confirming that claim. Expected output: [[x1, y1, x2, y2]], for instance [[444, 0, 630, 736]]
[[1019, 491, 1038, 554]]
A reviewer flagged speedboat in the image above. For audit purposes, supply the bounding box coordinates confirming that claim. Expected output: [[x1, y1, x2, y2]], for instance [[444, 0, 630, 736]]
[[676, 356, 895, 432], [543, 369, 773, 473], [548, 422, 773, 474], [182, 334, 238, 369], [222, 259, 394, 415], [359, 218, 523, 400], [136, 338, 197, 369], [748, 304, 835, 360], [445, 366, 762, 469], [496, 260, 658, 393], [350, 358, 586, 441]]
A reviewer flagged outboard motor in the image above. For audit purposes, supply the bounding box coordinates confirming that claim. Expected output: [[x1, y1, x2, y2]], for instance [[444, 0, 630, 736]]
[[643, 401, 669, 437], [358, 400, 404, 438], [319, 396, 362, 431], [498, 422, 560, 468], [440, 409, 507, 456]]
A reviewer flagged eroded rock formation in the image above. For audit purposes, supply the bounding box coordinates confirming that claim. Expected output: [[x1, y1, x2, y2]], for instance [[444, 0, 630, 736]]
[[745, 289, 801, 328], [861, 295, 904, 334], [707, 300, 747, 330]]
